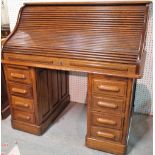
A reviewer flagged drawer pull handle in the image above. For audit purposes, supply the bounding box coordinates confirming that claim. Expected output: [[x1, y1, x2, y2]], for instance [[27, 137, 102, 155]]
[[97, 85, 120, 92], [97, 118, 117, 125], [12, 88, 27, 94], [26, 116, 31, 120], [14, 102, 29, 108], [18, 115, 31, 121], [97, 131, 115, 139], [97, 101, 118, 109], [11, 73, 26, 79]]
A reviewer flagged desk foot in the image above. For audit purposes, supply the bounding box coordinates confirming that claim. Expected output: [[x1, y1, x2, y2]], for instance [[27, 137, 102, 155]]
[[12, 120, 43, 135]]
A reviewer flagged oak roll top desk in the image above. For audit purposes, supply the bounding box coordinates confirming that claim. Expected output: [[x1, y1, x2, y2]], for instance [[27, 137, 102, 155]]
[[2, 1, 150, 155]]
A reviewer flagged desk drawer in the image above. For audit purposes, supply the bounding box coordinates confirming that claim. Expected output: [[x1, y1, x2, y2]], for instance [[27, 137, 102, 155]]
[[91, 126, 122, 142], [12, 110, 35, 124], [92, 78, 127, 97], [6, 66, 32, 84], [92, 95, 125, 113], [11, 96, 34, 112], [9, 83, 33, 98], [91, 112, 124, 130]]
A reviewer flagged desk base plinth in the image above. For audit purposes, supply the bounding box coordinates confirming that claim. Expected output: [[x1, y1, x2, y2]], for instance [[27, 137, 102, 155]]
[[86, 136, 126, 155]]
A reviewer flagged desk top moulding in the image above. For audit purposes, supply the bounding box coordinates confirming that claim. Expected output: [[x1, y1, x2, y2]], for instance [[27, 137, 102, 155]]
[[2, 1, 151, 78]]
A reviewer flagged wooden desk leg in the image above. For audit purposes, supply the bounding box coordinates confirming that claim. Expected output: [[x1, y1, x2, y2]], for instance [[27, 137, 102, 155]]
[[86, 74, 136, 155], [4, 65, 70, 135]]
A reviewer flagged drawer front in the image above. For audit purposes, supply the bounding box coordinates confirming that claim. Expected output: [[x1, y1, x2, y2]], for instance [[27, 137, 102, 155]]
[[91, 126, 122, 142], [9, 83, 33, 98], [6, 67, 32, 84], [12, 110, 34, 124], [91, 112, 124, 130], [92, 95, 125, 113], [92, 78, 127, 97], [11, 96, 34, 112]]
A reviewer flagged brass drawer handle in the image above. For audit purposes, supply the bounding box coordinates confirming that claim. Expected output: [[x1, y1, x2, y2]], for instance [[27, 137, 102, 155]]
[[25, 116, 31, 120], [97, 131, 115, 139], [11, 73, 26, 79], [97, 85, 120, 92], [18, 115, 31, 121], [14, 102, 29, 108], [97, 101, 118, 109], [11, 88, 27, 94], [96, 118, 117, 125]]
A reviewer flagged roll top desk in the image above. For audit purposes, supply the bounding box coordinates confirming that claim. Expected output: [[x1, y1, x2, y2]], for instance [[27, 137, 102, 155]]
[[2, 1, 150, 155]]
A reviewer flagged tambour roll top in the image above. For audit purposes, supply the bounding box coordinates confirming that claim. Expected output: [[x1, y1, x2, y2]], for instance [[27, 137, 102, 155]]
[[2, 2, 150, 78]]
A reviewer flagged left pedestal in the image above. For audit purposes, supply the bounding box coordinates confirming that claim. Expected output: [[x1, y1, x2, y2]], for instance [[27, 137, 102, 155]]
[[3, 65, 70, 135]]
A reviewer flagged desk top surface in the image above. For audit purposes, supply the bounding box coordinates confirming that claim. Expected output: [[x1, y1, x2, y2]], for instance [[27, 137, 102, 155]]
[[2, 2, 150, 78]]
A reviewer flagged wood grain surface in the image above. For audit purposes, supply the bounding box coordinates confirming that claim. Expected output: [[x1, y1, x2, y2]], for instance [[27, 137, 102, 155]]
[[2, 3, 149, 77], [1, 2, 151, 155]]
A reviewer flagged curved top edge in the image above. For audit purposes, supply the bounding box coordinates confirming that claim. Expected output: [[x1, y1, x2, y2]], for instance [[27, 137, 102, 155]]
[[2, 5, 26, 48], [24, 1, 152, 6]]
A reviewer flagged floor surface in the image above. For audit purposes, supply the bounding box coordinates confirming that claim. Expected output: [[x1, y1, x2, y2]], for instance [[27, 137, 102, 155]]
[[1, 102, 153, 155]]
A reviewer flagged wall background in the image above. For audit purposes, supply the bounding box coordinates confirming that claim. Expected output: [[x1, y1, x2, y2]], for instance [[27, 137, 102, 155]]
[[1, 0, 9, 25], [6, 0, 153, 115]]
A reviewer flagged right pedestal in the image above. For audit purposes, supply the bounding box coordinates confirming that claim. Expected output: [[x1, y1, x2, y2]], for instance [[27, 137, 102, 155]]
[[86, 74, 136, 155]]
